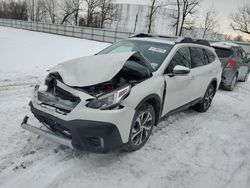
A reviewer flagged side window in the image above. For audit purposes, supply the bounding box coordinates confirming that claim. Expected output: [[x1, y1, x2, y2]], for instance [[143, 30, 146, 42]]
[[164, 47, 191, 74], [205, 49, 216, 63], [190, 47, 208, 68]]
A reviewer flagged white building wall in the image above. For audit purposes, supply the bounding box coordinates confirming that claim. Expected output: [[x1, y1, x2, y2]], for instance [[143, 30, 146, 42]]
[[108, 2, 225, 40], [109, 3, 175, 35]]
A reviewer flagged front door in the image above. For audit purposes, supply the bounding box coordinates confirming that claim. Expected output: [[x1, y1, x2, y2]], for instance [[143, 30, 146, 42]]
[[162, 47, 196, 115]]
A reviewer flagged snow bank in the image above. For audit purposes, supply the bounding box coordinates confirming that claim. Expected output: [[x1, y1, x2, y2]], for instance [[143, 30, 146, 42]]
[[0, 26, 110, 80]]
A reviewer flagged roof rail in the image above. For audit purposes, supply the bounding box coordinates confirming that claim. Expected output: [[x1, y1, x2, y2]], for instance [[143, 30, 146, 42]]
[[130, 33, 154, 38], [130, 33, 176, 40], [176, 37, 211, 46], [130, 33, 211, 47]]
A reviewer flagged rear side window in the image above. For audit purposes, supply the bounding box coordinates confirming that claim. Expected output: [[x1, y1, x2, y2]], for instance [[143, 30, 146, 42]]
[[190, 47, 209, 68], [205, 49, 216, 63], [214, 48, 233, 58], [165, 47, 191, 73]]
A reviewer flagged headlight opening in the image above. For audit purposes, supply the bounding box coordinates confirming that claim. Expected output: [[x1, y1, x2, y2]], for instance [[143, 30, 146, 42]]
[[87, 85, 131, 110]]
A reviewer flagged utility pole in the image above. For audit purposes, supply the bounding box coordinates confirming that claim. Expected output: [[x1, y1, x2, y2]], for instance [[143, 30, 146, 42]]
[[134, 13, 138, 33], [32, 0, 35, 21]]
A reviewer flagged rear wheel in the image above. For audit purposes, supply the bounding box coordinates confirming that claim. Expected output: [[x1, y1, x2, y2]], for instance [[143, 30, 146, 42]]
[[225, 74, 237, 91], [193, 84, 215, 113], [243, 71, 249, 82], [124, 104, 155, 152]]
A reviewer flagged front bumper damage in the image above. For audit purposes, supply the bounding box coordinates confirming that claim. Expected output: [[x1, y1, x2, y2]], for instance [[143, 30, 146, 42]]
[[21, 116, 73, 149], [22, 102, 126, 153], [21, 81, 135, 153]]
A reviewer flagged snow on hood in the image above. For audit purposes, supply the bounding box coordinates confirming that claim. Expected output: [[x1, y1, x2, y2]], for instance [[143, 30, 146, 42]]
[[50, 52, 135, 87]]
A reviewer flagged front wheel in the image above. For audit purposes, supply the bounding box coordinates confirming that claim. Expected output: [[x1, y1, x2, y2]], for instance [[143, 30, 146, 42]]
[[193, 84, 215, 113], [124, 104, 155, 152]]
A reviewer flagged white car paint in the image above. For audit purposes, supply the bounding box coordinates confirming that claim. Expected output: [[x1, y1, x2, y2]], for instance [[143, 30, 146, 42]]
[[27, 38, 222, 149], [50, 52, 135, 87]]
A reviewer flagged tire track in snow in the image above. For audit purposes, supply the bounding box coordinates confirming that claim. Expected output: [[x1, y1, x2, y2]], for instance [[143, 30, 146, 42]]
[[0, 77, 39, 91]]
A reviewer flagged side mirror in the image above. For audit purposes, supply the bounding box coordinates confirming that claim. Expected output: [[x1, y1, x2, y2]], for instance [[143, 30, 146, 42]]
[[173, 65, 190, 75]]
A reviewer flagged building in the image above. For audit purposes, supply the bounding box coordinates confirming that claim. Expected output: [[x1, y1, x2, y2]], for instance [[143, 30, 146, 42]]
[[109, 1, 175, 35]]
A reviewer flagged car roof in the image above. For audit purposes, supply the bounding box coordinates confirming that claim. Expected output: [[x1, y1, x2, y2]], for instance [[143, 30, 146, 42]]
[[211, 42, 240, 49], [128, 35, 212, 48]]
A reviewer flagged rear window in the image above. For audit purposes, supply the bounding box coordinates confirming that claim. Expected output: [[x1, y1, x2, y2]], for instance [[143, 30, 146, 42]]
[[214, 48, 233, 58]]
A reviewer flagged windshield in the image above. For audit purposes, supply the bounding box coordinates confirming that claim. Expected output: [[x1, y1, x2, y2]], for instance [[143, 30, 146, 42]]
[[98, 40, 173, 71]]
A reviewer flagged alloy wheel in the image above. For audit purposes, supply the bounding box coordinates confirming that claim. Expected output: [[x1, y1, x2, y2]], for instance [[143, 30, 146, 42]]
[[230, 75, 237, 91], [131, 111, 153, 146], [203, 86, 214, 110]]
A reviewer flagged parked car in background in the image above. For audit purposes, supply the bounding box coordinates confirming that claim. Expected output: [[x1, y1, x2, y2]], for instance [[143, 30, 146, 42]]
[[211, 42, 250, 91], [21, 35, 222, 153]]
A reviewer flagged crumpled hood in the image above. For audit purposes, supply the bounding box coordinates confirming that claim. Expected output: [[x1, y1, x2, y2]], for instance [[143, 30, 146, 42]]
[[50, 52, 135, 87]]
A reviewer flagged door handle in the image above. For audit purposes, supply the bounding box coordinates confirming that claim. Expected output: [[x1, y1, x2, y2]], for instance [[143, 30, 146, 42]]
[[191, 75, 195, 80]]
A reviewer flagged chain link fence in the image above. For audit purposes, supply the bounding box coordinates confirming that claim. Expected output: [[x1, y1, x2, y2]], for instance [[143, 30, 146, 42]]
[[0, 18, 250, 53]]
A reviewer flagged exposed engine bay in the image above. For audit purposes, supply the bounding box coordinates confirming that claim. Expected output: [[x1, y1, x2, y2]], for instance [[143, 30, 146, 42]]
[[36, 54, 152, 112], [47, 55, 152, 98]]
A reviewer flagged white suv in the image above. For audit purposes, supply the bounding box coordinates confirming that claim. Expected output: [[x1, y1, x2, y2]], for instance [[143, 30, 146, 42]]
[[21, 34, 222, 153]]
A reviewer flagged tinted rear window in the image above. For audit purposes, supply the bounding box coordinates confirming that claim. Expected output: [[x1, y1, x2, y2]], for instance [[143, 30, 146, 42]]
[[214, 48, 233, 58]]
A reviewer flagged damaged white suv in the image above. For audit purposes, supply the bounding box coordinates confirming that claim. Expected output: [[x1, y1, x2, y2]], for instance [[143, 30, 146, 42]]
[[22, 34, 222, 153]]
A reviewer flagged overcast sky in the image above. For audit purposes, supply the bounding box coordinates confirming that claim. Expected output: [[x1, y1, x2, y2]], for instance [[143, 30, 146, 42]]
[[199, 0, 248, 35]]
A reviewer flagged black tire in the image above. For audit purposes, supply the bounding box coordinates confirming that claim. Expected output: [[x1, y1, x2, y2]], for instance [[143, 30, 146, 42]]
[[224, 74, 237, 91], [124, 103, 155, 152], [193, 84, 215, 113]]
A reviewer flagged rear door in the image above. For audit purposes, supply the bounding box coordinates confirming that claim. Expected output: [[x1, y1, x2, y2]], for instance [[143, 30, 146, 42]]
[[189, 47, 215, 99]]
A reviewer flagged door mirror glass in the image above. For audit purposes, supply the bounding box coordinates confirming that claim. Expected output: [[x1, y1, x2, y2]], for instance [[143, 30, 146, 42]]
[[173, 65, 190, 75]]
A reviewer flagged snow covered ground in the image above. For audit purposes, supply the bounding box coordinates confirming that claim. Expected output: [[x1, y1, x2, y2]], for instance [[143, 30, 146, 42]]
[[0, 26, 250, 188]]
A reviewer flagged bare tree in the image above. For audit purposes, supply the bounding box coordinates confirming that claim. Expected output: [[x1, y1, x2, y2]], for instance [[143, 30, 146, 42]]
[[171, 0, 199, 36], [231, 4, 250, 35], [43, 0, 58, 23], [148, 0, 169, 33], [225, 34, 233, 41], [73, 0, 81, 25], [26, 0, 46, 22], [99, 0, 114, 28], [234, 35, 243, 41], [60, 0, 81, 25], [0, 0, 28, 20], [34, 0, 44, 21], [84, 0, 100, 27], [201, 8, 217, 38]]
